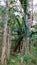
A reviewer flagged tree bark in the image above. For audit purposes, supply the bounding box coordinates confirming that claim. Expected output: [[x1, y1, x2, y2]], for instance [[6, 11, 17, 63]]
[[25, 37, 29, 54], [7, 27, 11, 60], [21, 37, 29, 55], [1, 0, 9, 65], [1, 22, 7, 65]]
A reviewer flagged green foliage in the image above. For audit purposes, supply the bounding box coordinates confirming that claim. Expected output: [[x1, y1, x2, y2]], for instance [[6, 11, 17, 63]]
[[16, 16, 22, 28], [23, 54, 31, 62], [9, 0, 15, 4], [7, 50, 37, 65], [20, 0, 28, 13], [0, 0, 37, 65]]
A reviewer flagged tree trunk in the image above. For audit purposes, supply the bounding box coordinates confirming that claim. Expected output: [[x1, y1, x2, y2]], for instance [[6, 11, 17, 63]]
[[1, 22, 7, 65], [20, 37, 25, 54], [25, 37, 29, 54], [7, 27, 11, 60], [21, 37, 29, 55]]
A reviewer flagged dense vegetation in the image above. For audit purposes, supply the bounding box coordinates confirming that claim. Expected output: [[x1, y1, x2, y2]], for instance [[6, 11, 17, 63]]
[[0, 0, 37, 65]]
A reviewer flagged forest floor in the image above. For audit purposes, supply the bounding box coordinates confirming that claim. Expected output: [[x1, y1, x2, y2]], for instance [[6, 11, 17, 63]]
[[0, 43, 37, 65], [7, 46, 37, 65]]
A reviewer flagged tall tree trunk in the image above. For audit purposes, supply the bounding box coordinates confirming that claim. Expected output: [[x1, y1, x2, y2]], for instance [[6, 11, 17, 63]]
[[1, 22, 7, 65], [1, 0, 8, 65], [7, 27, 11, 60]]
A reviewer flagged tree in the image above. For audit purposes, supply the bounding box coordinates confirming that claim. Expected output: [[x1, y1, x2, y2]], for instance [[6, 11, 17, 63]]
[[1, 0, 8, 65]]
